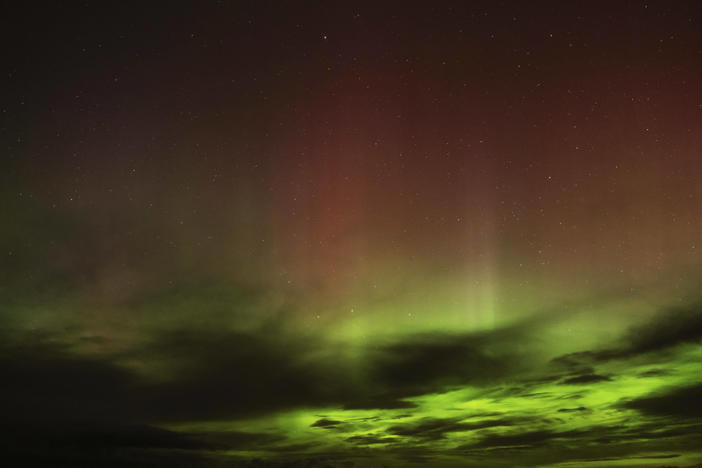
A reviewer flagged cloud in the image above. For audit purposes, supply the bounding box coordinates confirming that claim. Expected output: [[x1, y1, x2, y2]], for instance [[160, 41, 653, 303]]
[[552, 302, 702, 367], [623, 383, 702, 419], [557, 406, 588, 413], [471, 429, 561, 448], [638, 368, 672, 378], [345, 434, 398, 445], [623, 303, 702, 356], [387, 417, 515, 441], [0, 336, 141, 423], [132, 328, 342, 422], [138, 327, 525, 419], [311, 419, 343, 429], [360, 330, 525, 406], [0, 321, 525, 425], [560, 374, 612, 385], [0, 319, 535, 466], [7, 294, 701, 467]]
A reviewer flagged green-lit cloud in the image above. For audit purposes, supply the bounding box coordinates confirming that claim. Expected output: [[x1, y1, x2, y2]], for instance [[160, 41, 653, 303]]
[[3, 285, 702, 466]]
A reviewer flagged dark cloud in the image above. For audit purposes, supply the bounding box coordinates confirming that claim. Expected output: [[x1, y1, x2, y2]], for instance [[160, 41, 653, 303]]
[[364, 331, 523, 403], [550, 352, 600, 369], [638, 368, 673, 378], [311, 419, 343, 429], [581, 454, 681, 463], [623, 383, 702, 419], [387, 417, 515, 441], [593, 422, 702, 444], [460, 419, 702, 457], [139, 328, 522, 418], [462, 427, 618, 451], [134, 328, 341, 421], [0, 327, 326, 423], [345, 434, 397, 446], [0, 333, 307, 465], [557, 407, 589, 413], [0, 324, 524, 450], [0, 337, 142, 423], [465, 430, 561, 449], [623, 303, 702, 356], [552, 303, 702, 367], [134, 322, 532, 419], [560, 374, 612, 385]]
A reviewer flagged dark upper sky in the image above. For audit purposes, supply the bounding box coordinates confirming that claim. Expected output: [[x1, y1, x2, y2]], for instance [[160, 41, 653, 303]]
[[2, 2, 702, 467]]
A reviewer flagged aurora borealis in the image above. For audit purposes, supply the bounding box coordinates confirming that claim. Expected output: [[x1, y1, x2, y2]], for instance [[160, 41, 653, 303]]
[[3, 1, 702, 466]]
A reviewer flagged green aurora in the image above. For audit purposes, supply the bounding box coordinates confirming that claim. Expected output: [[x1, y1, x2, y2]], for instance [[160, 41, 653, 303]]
[[2, 2, 702, 467]]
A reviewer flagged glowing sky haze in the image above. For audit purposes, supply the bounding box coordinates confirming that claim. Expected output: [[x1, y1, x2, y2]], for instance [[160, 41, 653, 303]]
[[2, 1, 702, 467]]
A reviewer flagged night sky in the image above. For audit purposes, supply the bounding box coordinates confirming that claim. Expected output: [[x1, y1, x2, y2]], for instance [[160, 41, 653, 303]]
[[2, 2, 702, 467]]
